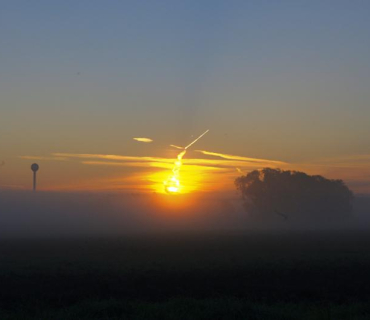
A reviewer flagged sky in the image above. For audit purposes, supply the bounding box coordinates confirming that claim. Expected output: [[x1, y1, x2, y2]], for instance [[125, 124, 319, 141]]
[[1, 1, 370, 194]]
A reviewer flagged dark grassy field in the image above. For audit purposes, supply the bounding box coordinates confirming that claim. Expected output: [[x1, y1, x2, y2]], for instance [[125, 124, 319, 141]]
[[1, 231, 370, 319]]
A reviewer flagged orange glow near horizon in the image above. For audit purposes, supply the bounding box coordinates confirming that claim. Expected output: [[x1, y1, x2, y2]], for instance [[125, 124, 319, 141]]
[[163, 130, 209, 195], [151, 192, 201, 215], [15, 149, 287, 194], [164, 150, 186, 194], [149, 163, 229, 195], [24, 145, 370, 196], [11, 150, 370, 195]]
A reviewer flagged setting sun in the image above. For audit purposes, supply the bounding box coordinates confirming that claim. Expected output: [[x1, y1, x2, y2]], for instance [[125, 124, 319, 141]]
[[2, 2, 370, 319], [166, 185, 179, 193], [163, 130, 209, 195]]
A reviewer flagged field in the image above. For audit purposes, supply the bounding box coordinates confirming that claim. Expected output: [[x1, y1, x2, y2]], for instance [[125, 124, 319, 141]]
[[1, 231, 370, 319]]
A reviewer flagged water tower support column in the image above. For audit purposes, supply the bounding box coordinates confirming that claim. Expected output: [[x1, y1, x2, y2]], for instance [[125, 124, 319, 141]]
[[31, 163, 39, 192]]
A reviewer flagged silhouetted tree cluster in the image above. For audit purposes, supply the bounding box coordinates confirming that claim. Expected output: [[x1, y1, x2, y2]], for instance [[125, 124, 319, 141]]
[[235, 168, 353, 219]]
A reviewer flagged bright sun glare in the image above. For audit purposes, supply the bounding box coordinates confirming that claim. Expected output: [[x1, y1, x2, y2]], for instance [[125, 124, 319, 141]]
[[163, 130, 209, 195], [166, 186, 179, 193]]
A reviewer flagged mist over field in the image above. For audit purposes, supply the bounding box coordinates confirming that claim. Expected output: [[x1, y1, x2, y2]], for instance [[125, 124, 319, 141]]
[[1, 191, 369, 238], [2, 191, 370, 319]]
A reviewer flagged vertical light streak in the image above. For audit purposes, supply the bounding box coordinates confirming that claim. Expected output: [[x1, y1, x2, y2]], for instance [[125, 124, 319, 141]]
[[164, 130, 209, 193]]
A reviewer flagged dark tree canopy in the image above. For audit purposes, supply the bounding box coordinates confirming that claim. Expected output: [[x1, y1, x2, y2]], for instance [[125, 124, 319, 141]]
[[235, 168, 354, 219]]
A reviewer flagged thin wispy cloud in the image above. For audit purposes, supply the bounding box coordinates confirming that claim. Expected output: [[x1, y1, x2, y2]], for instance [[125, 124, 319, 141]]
[[81, 160, 227, 171], [18, 151, 370, 193], [29, 151, 286, 193], [53, 153, 174, 163], [133, 137, 153, 143], [236, 167, 244, 174], [53, 152, 285, 170], [19, 156, 68, 161], [196, 150, 287, 165], [170, 145, 184, 150], [81, 161, 172, 169]]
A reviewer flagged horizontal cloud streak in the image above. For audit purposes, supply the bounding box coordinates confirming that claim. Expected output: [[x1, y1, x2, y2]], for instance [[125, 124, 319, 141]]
[[20, 156, 69, 161], [31, 151, 286, 193], [196, 150, 287, 165], [53, 153, 174, 163], [82, 160, 227, 171], [17, 151, 370, 194], [53, 152, 285, 171], [133, 137, 153, 143], [81, 161, 171, 169]]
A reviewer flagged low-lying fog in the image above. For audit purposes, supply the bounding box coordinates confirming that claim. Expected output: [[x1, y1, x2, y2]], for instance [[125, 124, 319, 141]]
[[0, 191, 369, 238]]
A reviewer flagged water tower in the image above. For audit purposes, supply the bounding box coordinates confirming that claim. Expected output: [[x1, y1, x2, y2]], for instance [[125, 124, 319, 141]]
[[31, 163, 39, 191]]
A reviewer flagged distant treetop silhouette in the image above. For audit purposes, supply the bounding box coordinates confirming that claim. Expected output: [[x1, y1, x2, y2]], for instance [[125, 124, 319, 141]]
[[235, 168, 354, 219]]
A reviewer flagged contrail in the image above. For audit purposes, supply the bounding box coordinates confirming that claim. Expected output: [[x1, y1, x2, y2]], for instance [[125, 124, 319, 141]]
[[196, 150, 287, 164], [164, 130, 209, 193], [169, 130, 209, 151], [185, 130, 209, 150], [170, 145, 184, 150]]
